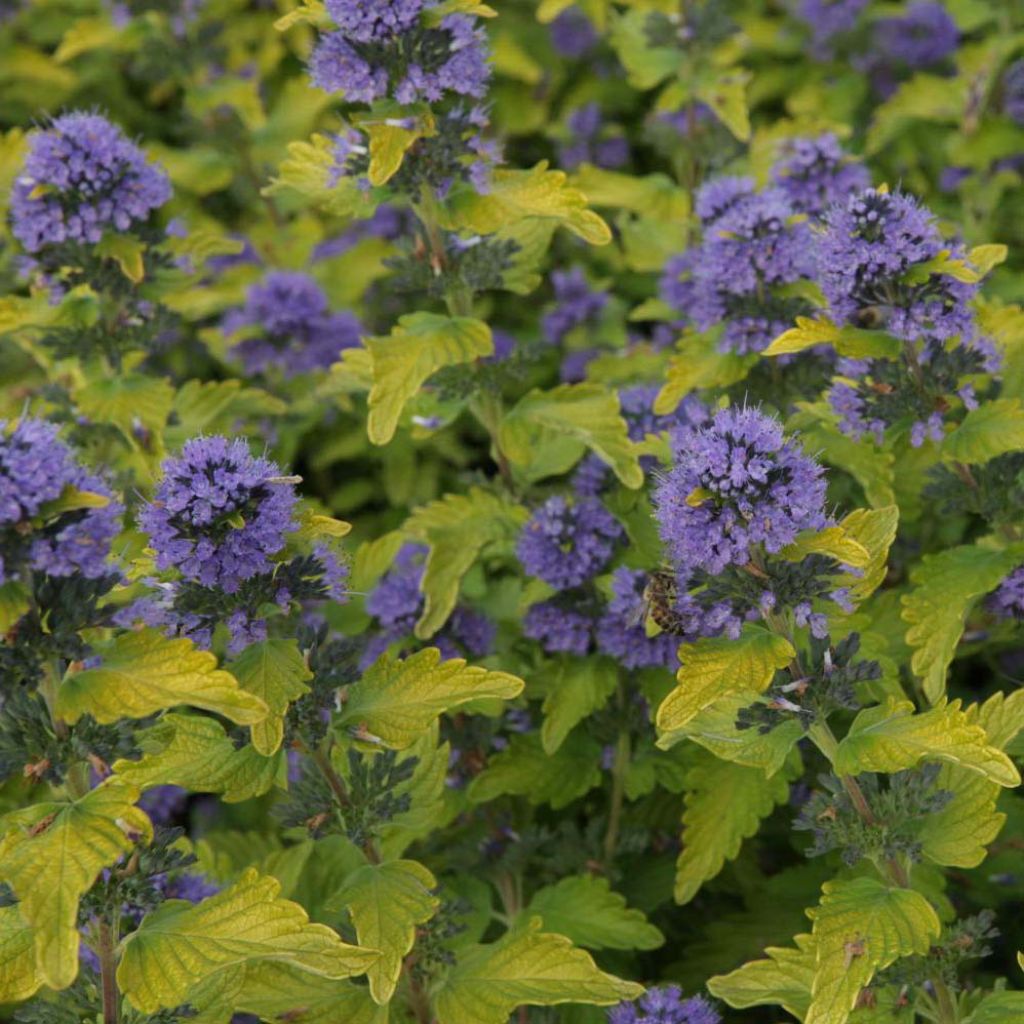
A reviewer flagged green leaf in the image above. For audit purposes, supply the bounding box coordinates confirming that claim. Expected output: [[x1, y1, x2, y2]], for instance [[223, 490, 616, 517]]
[[338, 647, 523, 749], [113, 713, 282, 803], [0, 906, 43, 1002], [0, 779, 152, 989], [499, 383, 643, 488], [361, 111, 435, 186], [95, 232, 146, 283], [228, 640, 312, 756], [764, 317, 839, 357], [696, 71, 751, 141], [523, 876, 663, 951], [966, 243, 1008, 278], [834, 698, 1019, 787], [327, 859, 439, 1004], [916, 764, 1005, 868], [656, 626, 795, 744], [266, 134, 378, 217], [943, 399, 1024, 465], [118, 868, 378, 1014], [674, 749, 795, 905], [708, 933, 816, 1019], [609, 9, 683, 89], [403, 488, 528, 638], [836, 506, 900, 602], [366, 312, 492, 445], [539, 658, 618, 755], [168, 379, 287, 446], [0, 580, 30, 633], [58, 629, 269, 727], [73, 373, 175, 442], [805, 878, 939, 1024], [654, 339, 756, 415], [672, 694, 803, 777], [432, 918, 643, 1023], [569, 166, 689, 222], [443, 162, 611, 245], [902, 542, 1024, 702], [962, 991, 1024, 1024], [779, 525, 871, 569], [467, 731, 602, 810]]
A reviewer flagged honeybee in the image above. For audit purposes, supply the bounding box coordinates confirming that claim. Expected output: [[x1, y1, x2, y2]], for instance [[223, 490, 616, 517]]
[[636, 570, 689, 635]]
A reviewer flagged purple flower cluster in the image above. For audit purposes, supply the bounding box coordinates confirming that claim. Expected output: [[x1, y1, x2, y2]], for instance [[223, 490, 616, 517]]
[[989, 566, 1024, 620], [654, 406, 827, 576], [311, 0, 490, 105], [559, 103, 629, 171], [596, 568, 678, 670], [795, 0, 868, 57], [771, 133, 870, 217], [874, 2, 958, 70], [140, 436, 298, 593], [549, 5, 599, 59], [224, 271, 362, 377], [609, 985, 720, 1024], [362, 543, 495, 667], [0, 418, 121, 584], [517, 496, 622, 590], [543, 268, 608, 345], [1004, 59, 1024, 125], [816, 187, 977, 343], [523, 600, 594, 656], [662, 178, 815, 355], [11, 112, 170, 254]]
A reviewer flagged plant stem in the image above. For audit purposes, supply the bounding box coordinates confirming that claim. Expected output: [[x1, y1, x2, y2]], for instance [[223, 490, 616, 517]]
[[603, 726, 631, 866], [809, 720, 958, 1020], [97, 920, 119, 1024]]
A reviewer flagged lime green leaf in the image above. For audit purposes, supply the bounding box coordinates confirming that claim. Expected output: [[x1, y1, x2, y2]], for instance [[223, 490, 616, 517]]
[[403, 488, 528, 638], [37, 485, 111, 518], [53, 17, 122, 62], [609, 9, 683, 89], [696, 72, 751, 141], [967, 244, 1008, 278], [73, 373, 174, 442], [796, 417, 896, 509], [0, 906, 43, 1002], [805, 878, 939, 1024], [834, 698, 1020, 787], [654, 339, 756, 414], [499, 383, 643, 488], [917, 764, 1005, 868], [113, 713, 281, 803], [228, 640, 312, 756], [0, 780, 152, 989], [523, 876, 663, 951], [213, 962, 389, 1023], [0, 580, 30, 633], [570, 166, 689, 222], [540, 658, 617, 755], [943, 399, 1024, 465], [963, 991, 1024, 1023], [444, 162, 612, 245], [779, 526, 870, 569], [168, 379, 287, 445], [266, 134, 378, 217], [338, 647, 523, 749], [118, 868, 378, 1014], [361, 112, 435, 186], [673, 694, 803, 777], [366, 312, 492, 445], [327, 859, 438, 1004], [764, 317, 839, 356], [95, 233, 146, 283], [674, 749, 795, 905], [708, 933, 816, 1019], [273, 0, 327, 30], [433, 918, 642, 1023], [837, 506, 900, 602], [902, 542, 1024, 702], [58, 629, 268, 727], [468, 731, 602, 810], [656, 626, 795, 744], [866, 75, 966, 155]]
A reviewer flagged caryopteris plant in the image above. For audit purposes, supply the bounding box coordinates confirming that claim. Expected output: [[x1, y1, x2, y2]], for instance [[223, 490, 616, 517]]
[[1, 1, 1023, 1022]]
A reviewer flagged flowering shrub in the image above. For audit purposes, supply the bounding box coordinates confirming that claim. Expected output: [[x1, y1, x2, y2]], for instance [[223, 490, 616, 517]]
[[1, 2, 1024, 1024]]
